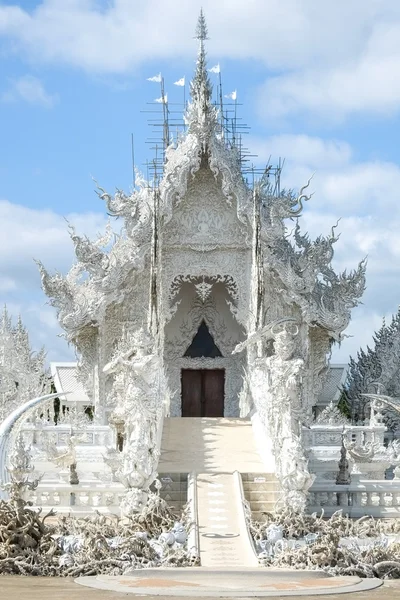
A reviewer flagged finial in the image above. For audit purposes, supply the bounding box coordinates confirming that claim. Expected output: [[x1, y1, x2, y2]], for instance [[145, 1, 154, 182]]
[[195, 8, 209, 41], [191, 10, 212, 107]]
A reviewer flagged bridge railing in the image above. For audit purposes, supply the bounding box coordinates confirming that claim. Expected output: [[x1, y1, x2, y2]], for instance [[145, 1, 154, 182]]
[[308, 480, 400, 518]]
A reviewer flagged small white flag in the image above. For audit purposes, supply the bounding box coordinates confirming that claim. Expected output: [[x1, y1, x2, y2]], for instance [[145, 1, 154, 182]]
[[154, 93, 168, 103], [225, 90, 237, 100], [209, 63, 220, 74], [174, 77, 185, 87], [147, 72, 162, 83]]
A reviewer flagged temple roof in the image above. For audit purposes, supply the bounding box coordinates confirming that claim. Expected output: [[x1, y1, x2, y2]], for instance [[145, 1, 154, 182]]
[[51, 362, 90, 404], [317, 364, 348, 406]]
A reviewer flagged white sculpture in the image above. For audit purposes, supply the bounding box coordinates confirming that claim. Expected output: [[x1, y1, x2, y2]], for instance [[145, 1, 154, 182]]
[[45, 434, 80, 485], [103, 328, 165, 515], [0, 392, 61, 500], [265, 325, 314, 511]]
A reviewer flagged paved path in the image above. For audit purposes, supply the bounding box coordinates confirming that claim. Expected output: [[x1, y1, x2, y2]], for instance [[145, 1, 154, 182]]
[[77, 568, 383, 597], [1, 574, 397, 599], [196, 473, 259, 568], [158, 418, 266, 473], [159, 418, 265, 567]]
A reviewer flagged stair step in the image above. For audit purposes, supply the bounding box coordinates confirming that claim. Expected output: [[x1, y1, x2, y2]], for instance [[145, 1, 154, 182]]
[[161, 491, 187, 502], [250, 500, 279, 509], [242, 481, 278, 492], [158, 418, 266, 473], [241, 473, 278, 482], [247, 490, 279, 501]]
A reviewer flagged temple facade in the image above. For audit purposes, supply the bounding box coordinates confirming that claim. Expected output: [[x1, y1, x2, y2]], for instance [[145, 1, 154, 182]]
[[37, 14, 366, 512]]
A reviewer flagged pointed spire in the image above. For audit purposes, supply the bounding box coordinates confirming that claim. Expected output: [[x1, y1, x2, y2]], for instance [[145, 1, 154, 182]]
[[191, 9, 212, 107]]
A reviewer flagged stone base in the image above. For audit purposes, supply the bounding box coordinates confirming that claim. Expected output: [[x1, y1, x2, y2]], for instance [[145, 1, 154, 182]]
[[76, 567, 383, 597]]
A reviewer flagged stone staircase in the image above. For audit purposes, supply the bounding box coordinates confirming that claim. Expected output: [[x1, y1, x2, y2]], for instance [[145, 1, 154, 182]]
[[241, 473, 280, 520], [151, 473, 188, 514], [157, 417, 276, 566], [158, 417, 268, 473]]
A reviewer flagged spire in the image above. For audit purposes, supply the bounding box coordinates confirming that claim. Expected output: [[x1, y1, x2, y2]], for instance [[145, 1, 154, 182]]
[[191, 9, 212, 107]]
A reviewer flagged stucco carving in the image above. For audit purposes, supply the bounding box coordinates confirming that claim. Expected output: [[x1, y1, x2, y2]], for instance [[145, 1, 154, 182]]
[[316, 402, 350, 426], [236, 321, 315, 511], [102, 328, 165, 514]]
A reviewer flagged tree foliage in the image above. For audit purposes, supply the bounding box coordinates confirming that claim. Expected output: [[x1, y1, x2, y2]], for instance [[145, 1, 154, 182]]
[[343, 307, 400, 429], [0, 306, 50, 423]]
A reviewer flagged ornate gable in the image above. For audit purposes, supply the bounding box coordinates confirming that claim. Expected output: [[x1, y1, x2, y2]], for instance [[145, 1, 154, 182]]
[[163, 165, 249, 249]]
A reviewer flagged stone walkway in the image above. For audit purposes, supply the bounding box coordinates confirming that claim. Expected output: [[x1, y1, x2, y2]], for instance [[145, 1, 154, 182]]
[[1, 574, 398, 599], [196, 473, 259, 568], [158, 418, 267, 473]]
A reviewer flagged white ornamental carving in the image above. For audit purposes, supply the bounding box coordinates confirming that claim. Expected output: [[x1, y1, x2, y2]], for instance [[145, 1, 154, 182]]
[[102, 328, 165, 515]]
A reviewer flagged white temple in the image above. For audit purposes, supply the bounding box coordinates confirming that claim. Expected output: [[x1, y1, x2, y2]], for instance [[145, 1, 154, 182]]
[[28, 13, 371, 516], [6, 14, 400, 533]]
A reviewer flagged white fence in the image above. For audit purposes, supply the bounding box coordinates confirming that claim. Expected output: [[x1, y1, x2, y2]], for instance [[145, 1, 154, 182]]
[[309, 480, 400, 518], [21, 424, 113, 447], [28, 482, 125, 515]]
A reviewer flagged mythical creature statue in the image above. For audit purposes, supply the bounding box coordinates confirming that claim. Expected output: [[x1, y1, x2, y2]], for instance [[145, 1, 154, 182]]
[[102, 328, 164, 515], [235, 318, 314, 511], [280, 435, 315, 512], [265, 325, 305, 440], [264, 324, 314, 510]]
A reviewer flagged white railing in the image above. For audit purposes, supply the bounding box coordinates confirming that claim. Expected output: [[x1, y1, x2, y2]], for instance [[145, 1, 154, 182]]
[[21, 424, 113, 448], [304, 424, 386, 448], [27, 482, 125, 514], [187, 472, 199, 561], [309, 480, 400, 518]]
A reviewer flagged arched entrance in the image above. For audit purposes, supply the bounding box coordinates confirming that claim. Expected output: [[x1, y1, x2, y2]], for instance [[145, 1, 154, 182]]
[[181, 320, 225, 417]]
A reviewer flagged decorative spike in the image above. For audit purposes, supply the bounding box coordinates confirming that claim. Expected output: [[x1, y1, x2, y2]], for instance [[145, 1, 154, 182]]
[[195, 8, 209, 41], [190, 10, 212, 107]]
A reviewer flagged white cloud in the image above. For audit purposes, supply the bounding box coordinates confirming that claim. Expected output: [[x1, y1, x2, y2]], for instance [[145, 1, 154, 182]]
[[1, 2, 400, 118], [0, 199, 108, 362], [250, 134, 400, 216], [257, 18, 400, 121], [1, 74, 57, 107], [249, 134, 352, 170]]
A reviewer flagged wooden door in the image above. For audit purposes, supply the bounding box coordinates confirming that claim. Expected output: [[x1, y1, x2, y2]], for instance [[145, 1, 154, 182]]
[[181, 369, 225, 417], [181, 369, 202, 416], [203, 369, 225, 417]]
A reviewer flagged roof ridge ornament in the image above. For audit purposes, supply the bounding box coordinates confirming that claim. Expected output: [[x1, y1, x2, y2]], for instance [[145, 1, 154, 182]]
[[186, 10, 218, 142]]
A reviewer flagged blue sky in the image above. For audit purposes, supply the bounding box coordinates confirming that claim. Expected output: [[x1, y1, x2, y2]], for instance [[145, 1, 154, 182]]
[[1, 0, 400, 363]]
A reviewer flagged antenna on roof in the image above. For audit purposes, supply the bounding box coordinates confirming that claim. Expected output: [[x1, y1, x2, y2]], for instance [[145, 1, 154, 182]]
[[131, 133, 136, 189]]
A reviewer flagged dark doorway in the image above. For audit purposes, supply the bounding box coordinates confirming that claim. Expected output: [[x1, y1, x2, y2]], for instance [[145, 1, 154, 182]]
[[184, 320, 222, 358], [181, 369, 225, 417]]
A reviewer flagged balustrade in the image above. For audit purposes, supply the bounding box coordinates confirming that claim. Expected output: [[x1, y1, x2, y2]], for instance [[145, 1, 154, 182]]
[[309, 480, 400, 517], [28, 483, 125, 514], [20, 424, 113, 449]]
